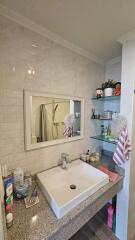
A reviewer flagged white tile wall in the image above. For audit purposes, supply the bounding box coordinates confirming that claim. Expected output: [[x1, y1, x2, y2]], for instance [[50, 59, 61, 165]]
[[0, 16, 105, 174]]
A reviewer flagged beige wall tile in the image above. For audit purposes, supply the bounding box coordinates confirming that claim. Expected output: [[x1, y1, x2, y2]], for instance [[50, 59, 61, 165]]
[[0, 16, 104, 174]]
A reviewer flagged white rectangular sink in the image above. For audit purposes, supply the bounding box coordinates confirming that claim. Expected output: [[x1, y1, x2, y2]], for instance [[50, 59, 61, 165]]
[[37, 160, 109, 219]]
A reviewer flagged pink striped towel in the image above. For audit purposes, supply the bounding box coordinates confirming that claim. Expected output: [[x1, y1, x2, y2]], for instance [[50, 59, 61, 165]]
[[63, 126, 73, 137], [113, 126, 131, 166]]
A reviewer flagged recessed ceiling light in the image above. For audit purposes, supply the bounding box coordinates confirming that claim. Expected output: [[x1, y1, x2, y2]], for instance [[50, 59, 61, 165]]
[[32, 215, 38, 222], [28, 68, 36, 75], [28, 69, 32, 75], [12, 66, 16, 72]]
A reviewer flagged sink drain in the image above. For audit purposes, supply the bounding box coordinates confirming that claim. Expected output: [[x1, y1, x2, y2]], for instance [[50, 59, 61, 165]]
[[70, 184, 76, 190]]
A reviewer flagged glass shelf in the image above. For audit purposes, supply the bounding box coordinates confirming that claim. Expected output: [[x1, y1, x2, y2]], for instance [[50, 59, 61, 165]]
[[91, 118, 112, 121], [90, 135, 118, 145], [91, 96, 120, 101]]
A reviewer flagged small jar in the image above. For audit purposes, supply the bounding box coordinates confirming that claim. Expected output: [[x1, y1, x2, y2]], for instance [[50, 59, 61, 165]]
[[5, 205, 12, 214], [95, 152, 100, 161], [6, 212, 13, 228], [15, 181, 29, 199], [80, 154, 87, 162], [96, 88, 103, 98]]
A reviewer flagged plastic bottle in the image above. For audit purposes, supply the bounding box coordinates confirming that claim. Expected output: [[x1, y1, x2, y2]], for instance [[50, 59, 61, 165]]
[[13, 168, 24, 188], [6, 182, 13, 197], [6, 195, 13, 206], [107, 205, 114, 229], [6, 212, 13, 228], [5, 201, 13, 228], [86, 150, 90, 161], [5, 205, 12, 214]]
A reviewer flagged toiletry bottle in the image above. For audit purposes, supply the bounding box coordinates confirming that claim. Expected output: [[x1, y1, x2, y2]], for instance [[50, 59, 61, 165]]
[[86, 150, 90, 162], [4, 176, 13, 205], [5, 205, 12, 214], [101, 125, 105, 136], [13, 168, 24, 189], [91, 109, 95, 119], [6, 182, 13, 198], [6, 212, 13, 228], [107, 124, 111, 136], [107, 205, 114, 229], [5, 199, 13, 228], [104, 127, 107, 136]]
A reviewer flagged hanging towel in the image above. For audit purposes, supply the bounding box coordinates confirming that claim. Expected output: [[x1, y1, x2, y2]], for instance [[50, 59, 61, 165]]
[[113, 126, 131, 166], [63, 126, 73, 137]]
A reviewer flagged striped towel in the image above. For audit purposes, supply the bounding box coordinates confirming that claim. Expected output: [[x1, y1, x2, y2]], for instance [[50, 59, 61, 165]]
[[63, 126, 73, 137], [113, 126, 131, 166]]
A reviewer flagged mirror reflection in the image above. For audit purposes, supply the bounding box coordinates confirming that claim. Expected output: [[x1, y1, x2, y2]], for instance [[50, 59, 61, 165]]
[[31, 96, 81, 144]]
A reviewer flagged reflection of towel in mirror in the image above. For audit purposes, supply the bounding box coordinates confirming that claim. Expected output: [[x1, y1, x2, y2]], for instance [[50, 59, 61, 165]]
[[63, 126, 73, 137], [40, 104, 47, 141], [113, 126, 131, 166]]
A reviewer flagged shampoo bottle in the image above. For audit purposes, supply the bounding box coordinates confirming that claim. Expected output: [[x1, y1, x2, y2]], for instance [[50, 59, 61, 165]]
[[107, 204, 114, 229]]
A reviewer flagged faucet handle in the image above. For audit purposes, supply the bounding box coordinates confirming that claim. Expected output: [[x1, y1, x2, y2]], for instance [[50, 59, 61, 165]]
[[61, 153, 71, 163], [62, 159, 67, 169]]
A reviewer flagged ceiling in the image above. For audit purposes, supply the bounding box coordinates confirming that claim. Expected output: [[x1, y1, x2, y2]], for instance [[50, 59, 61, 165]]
[[1, 0, 135, 62]]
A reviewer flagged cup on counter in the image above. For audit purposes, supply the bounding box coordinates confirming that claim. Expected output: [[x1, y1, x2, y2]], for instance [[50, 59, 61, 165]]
[[80, 154, 87, 162], [13, 168, 24, 189]]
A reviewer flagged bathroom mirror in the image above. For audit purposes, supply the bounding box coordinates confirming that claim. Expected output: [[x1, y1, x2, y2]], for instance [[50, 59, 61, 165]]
[[24, 90, 84, 150]]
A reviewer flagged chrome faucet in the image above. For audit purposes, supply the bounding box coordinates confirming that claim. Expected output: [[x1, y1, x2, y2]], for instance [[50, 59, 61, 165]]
[[59, 153, 70, 169]]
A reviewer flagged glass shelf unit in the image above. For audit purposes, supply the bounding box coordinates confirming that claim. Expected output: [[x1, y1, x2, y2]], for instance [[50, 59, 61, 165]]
[[91, 96, 120, 101], [91, 118, 112, 121], [90, 135, 118, 145]]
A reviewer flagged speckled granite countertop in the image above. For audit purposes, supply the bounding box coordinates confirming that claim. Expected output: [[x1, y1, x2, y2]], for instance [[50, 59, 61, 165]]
[[5, 174, 123, 240]]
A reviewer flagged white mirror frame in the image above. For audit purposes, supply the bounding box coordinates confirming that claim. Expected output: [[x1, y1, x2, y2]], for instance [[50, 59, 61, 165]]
[[24, 90, 84, 151]]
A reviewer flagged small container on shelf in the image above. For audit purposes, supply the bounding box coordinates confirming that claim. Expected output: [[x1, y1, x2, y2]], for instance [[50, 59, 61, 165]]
[[114, 82, 121, 96], [96, 88, 103, 98], [103, 111, 112, 120], [75, 112, 80, 118], [86, 150, 90, 162], [91, 108, 96, 119], [80, 154, 87, 162]]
